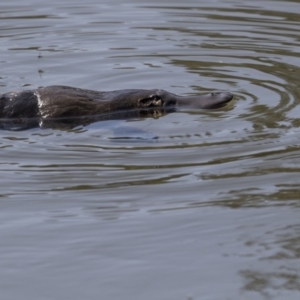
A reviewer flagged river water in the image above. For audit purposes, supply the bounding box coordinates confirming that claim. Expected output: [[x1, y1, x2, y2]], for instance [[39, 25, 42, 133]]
[[1, 0, 300, 299]]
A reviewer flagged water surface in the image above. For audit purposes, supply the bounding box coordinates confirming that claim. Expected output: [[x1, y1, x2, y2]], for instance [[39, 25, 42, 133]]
[[1, 0, 300, 299]]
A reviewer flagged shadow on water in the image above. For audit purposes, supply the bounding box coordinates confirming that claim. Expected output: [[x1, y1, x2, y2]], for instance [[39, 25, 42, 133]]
[[0, 107, 172, 131]]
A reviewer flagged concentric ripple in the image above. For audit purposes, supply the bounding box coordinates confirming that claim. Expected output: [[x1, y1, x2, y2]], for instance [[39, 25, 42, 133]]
[[1, 0, 300, 204]]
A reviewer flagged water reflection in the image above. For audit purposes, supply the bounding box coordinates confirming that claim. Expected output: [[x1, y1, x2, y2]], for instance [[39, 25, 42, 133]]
[[241, 224, 300, 298]]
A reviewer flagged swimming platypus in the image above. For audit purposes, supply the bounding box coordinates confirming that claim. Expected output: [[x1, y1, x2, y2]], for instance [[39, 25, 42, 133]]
[[0, 86, 233, 130]]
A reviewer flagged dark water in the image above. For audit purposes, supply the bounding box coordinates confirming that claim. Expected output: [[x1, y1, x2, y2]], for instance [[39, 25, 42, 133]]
[[1, 0, 300, 299]]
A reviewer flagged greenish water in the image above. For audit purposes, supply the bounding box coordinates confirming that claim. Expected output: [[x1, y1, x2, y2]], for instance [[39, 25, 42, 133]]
[[1, 0, 300, 299]]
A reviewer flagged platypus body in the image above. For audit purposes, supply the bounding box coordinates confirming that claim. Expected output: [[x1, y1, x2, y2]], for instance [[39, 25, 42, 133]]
[[0, 86, 233, 130]]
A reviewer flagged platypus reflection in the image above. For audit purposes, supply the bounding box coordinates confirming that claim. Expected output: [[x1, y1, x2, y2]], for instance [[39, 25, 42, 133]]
[[0, 86, 233, 130]]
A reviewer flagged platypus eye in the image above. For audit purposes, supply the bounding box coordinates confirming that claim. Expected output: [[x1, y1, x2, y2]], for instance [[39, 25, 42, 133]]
[[139, 95, 162, 107]]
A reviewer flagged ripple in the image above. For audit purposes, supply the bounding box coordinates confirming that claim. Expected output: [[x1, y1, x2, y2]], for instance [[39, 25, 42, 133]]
[[2, 2, 300, 300], [1, 0, 300, 205]]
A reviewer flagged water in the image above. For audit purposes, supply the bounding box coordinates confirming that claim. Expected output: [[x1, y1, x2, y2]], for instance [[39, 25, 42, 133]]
[[1, 0, 300, 299]]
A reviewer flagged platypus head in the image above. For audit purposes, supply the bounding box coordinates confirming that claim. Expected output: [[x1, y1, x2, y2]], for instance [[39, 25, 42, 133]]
[[137, 89, 233, 109]]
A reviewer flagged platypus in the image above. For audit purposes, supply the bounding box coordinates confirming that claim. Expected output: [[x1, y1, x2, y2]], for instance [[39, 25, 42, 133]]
[[0, 86, 233, 130]]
